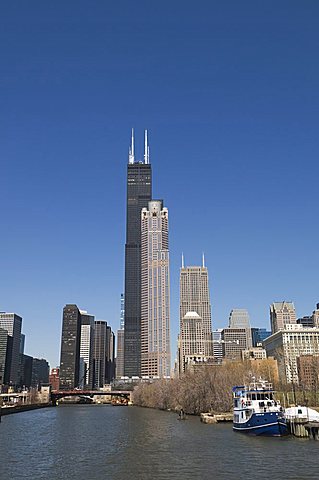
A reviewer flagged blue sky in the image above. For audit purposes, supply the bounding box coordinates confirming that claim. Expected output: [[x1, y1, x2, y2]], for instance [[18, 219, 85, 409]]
[[1, 1, 319, 368]]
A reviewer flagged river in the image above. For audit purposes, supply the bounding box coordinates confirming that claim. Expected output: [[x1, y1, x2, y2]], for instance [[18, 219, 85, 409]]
[[0, 405, 318, 480]]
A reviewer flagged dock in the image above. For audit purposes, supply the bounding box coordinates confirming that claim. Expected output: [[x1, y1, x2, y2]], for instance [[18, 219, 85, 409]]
[[200, 413, 233, 424], [286, 417, 319, 439]]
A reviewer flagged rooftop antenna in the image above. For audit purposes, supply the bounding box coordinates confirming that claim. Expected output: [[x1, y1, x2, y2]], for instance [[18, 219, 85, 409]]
[[202, 252, 205, 268], [181, 253, 185, 269], [129, 128, 135, 164], [144, 129, 150, 164]]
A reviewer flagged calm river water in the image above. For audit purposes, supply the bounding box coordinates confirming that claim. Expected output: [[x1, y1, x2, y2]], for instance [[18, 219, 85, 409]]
[[1, 405, 319, 480]]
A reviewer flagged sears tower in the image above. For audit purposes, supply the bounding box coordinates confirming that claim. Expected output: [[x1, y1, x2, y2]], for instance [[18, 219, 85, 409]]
[[124, 129, 152, 376]]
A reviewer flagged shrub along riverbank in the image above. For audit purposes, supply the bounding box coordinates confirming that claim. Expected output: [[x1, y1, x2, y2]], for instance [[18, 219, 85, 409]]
[[133, 362, 260, 414], [132, 359, 317, 415]]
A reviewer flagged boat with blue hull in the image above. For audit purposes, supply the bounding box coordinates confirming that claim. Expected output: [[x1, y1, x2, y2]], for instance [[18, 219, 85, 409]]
[[232, 380, 288, 436]]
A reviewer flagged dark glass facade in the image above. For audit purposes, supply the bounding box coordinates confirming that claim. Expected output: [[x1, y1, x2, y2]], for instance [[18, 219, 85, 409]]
[[31, 358, 50, 388], [19, 354, 33, 388], [0, 313, 22, 387], [59, 304, 81, 390], [251, 327, 272, 347], [124, 163, 152, 377]]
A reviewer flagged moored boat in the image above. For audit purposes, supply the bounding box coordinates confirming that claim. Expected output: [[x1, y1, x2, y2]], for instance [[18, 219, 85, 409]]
[[232, 380, 288, 436]]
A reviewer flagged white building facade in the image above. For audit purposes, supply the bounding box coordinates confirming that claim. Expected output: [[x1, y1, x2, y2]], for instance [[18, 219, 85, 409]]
[[264, 325, 319, 383], [141, 200, 171, 378]]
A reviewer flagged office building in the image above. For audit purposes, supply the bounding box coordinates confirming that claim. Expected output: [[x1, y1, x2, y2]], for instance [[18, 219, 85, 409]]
[[0, 328, 8, 387], [270, 302, 296, 334], [107, 327, 115, 383], [221, 328, 252, 360], [251, 328, 272, 347], [297, 316, 314, 328], [124, 130, 152, 377], [229, 309, 250, 329], [59, 304, 82, 390], [0, 312, 22, 386], [31, 358, 49, 388], [116, 294, 125, 379], [93, 321, 115, 387], [179, 257, 213, 373], [264, 325, 319, 383], [79, 310, 95, 389], [141, 200, 171, 377], [116, 330, 124, 379], [18, 354, 33, 389]]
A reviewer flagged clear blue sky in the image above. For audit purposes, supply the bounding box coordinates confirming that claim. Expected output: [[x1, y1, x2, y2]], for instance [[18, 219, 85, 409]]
[[1, 1, 319, 368]]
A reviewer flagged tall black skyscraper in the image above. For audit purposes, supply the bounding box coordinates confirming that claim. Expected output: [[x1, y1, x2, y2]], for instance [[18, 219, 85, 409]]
[[59, 304, 81, 390], [124, 130, 152, 377]]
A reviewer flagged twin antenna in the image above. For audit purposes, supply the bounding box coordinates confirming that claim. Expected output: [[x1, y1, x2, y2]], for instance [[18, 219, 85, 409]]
[[129, 128, 150, 165], [181, 253, 206, 268]]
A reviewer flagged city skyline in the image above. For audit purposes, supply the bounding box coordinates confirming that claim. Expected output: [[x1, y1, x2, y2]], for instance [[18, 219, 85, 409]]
[[2, 2, 319, 369]]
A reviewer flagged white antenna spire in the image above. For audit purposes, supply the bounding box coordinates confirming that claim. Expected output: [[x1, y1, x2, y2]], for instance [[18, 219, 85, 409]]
[[144, 129, 149, 164], [181, 253, 185, 269], [202, 252, 205, 268], [129, 128, 135, 164]]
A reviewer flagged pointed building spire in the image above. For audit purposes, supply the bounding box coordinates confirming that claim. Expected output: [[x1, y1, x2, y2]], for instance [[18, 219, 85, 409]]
[[181, 252, 185, 269], [144, 129, 150, 164], [129, 128, 135, 164], [202, 252, 205, 268]]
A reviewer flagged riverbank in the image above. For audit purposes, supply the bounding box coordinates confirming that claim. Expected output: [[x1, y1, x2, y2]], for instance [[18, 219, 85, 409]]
[[1, 403, 51, 417]]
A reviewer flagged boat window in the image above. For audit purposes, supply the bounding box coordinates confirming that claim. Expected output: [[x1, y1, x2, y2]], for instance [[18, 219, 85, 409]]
[[252, 394, 256, 400], [298, 409, 302, 414]]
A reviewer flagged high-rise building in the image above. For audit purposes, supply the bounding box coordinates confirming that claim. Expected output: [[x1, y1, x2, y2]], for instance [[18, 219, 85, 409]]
[[270, 301, 296, 334], [221, 328, 252, 359], [0, 328, 8, 388], [116, 294, 125, 379], [0, 312, 22, 386], [116, 330, 124, 379], [107, 326, 115, 383], [59, 304, 81, 390], [93, 321, 115, 388], [141, 200, 171, 378], [31, 358, 49, 388], [124, 130, 152, 377], [79, 310, 95, 389], [229, 309, 250, 329], [18, 354, 33, 389], [179, 257, 213, 372]]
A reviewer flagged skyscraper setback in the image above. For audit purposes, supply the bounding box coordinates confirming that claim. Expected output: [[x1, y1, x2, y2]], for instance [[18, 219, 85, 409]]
[[124, 130, 152, 377]]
